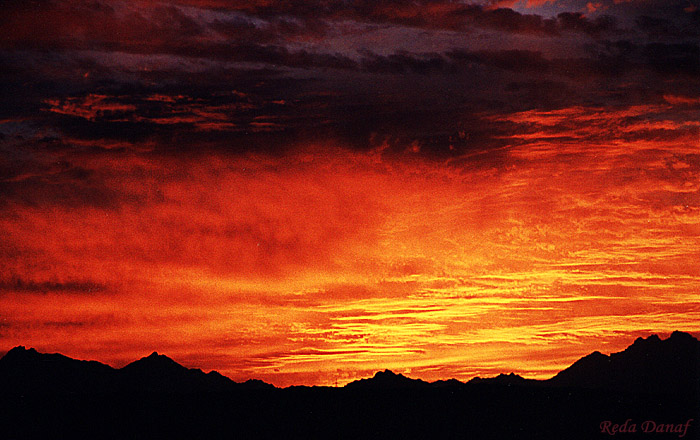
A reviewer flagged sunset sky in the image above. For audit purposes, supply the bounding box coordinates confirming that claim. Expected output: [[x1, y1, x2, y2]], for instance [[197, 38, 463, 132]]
[[1, 0, 699, 387]]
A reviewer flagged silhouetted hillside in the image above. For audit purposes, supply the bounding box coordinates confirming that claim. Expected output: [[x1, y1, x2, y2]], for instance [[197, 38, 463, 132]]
[[346, 369, 431, 390], [468, 372, 539, 386], [1, 332, 698, 440], [548, 331, 700, 395], [120, 351, 238, 393], [0, 346, 117, 394], [0, 347, 271, 396], [3, 332, 698, 395]]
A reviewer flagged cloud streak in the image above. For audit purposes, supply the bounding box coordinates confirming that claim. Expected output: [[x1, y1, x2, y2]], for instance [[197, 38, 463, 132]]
[[1, 0, 699, 386], [2, 129, 699, 385]]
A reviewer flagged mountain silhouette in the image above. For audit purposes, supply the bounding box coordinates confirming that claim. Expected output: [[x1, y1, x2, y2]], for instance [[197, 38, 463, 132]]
[[468, 372, 539, 386], [3, 332, 698, 394], [0, 347, 272, 396], [1, 332, 698, 440], [0, 346, 117, 394], [119, 351, 238, 393], [345, 369, 431, 390], [547, 331, 700, 395]]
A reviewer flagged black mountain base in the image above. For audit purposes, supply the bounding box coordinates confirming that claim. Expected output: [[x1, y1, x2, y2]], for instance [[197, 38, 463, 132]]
[[1, 331, 698, 440]]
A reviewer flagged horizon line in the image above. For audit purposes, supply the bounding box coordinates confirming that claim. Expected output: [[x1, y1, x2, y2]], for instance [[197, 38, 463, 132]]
[[3, 330, 697, 388]]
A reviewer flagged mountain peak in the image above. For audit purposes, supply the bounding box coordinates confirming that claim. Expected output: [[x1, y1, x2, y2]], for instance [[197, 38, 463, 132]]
[[1, 346, 50, 366], [468, 372, 537, 386], [669, 330, 695, 342], [631, 334, 661, 347], [550, 331, 699, 394], [5, 345, 37, 356], [117, 351, 243, 392], [139, 351, 180, 365], [346, 369, 429, 389], [124, 351, 182, 371], [0, 346, 117, 394], [143, 351, 173, 362], [144, 351, 175, 362], [623, 331, 697, 357], [374, 369, 401, 379]]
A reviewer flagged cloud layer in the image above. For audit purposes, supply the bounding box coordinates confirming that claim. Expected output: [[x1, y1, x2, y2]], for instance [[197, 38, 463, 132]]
[[1, 0, 699, 386]]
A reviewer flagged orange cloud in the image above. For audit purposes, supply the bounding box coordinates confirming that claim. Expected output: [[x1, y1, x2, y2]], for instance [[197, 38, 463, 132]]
[[2, 103, 699, 386], [45, 95, 137, 121], [664, 94, 700, 106]]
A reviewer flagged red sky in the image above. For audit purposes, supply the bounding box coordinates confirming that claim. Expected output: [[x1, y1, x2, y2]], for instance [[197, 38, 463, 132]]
[[1, 0, 699, 387]]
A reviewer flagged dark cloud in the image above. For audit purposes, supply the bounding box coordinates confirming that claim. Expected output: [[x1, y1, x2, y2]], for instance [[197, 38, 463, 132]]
[[1, 0, 205, 52], [0, 278, 106, 294], [209, 15, 331, 43], [634, 14, 700, 39], [0, 0, 627, 58], [1, 0, 698, 161], [359, 51, 450, 74], [447, 49, 551, 72], [556, 12, 618, 36], [456, 6, 558, 35], [0, 165, 122, 209], [216, 1, 621, 37], [0, 137, 156, 209], [643, 42, 700, 75]]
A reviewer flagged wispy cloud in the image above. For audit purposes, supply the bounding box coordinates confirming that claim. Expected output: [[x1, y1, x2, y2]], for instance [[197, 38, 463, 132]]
[[1, 0, 698, 386]]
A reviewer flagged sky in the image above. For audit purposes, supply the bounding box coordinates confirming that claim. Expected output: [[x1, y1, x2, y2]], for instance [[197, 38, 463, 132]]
[[1, 0, 699, 387]]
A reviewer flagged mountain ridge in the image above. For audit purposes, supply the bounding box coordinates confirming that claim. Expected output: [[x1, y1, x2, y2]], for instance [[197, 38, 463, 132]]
[[546, 330, 700, 394], [2, 331, 698, 393], [1, 333, 698, 440]]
